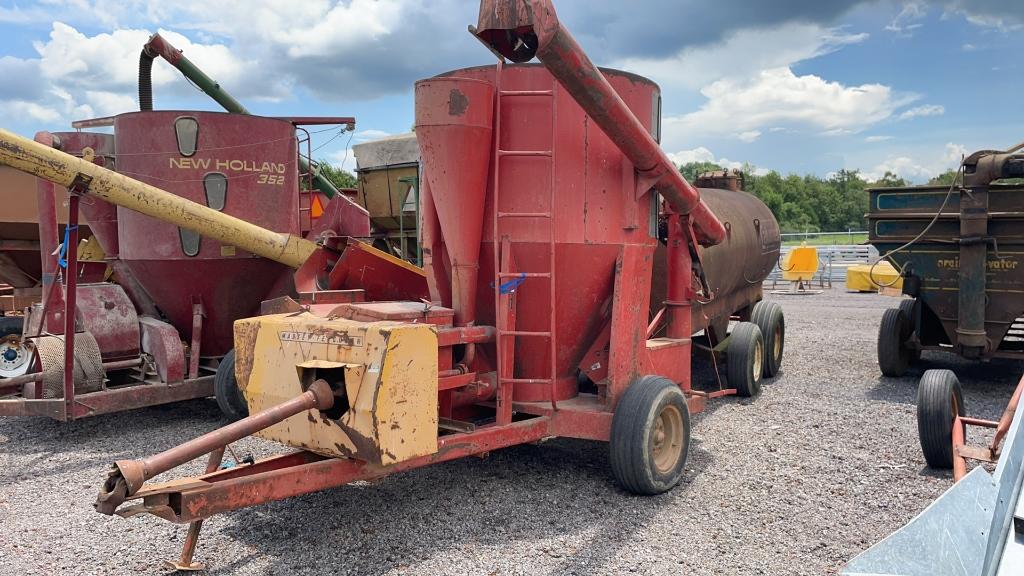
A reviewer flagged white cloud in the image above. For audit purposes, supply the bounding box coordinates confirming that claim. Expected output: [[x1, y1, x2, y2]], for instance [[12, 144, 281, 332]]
[[665, 67, 914, 143], [4, 101, 61, 123], [737, 130, 761, 143], [865, 135, 895, 142], [898, 104, 945, 120], [0, 20, 290, 128], [962, 43, 978, 51], [886, 2, 926, 33], [944, 5, 1024, 32], [354, 129, 392, 142], [667, 146, 768, 175], [614, 22, 868, 93], [668, 147, 718, 165], [327, 147, 357, 173], [862, 142, 966, 182], [33, 23, 275, 100]]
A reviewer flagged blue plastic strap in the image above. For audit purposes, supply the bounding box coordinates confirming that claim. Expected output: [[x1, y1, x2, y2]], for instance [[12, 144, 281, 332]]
[[57, 225, 78, 269], [498, 272, 527, 295]]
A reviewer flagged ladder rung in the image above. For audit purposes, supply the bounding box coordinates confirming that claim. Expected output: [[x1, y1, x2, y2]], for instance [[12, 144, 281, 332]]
[[500, 90, 553, 97], [500, 378, 553, 385], [498, 330, 552, 338], [498, 150, 552, 157], [497, 212, 552, 219], [497, 272, 550, 278]]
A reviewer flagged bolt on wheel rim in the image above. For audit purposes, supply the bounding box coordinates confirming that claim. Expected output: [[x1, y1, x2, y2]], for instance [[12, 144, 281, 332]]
[[652, 404, 684, 474]]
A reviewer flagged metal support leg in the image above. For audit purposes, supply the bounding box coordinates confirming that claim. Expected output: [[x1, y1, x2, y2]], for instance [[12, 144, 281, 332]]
[[188, 302, 204, 381], [62, 195, 80, 420], [164, 447, 225, 571]]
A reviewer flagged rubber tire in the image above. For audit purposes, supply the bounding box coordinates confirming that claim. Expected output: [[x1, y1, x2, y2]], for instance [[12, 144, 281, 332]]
[[214, 349, 249, 421], [0, 316, 22, 338], [916, 369, 965, 469], [898, 299, 922, 363], [750, 301, 784, 378], [878, 308, 912, 377], [610, 375, 691, 495], [727, 322, 764, 397]]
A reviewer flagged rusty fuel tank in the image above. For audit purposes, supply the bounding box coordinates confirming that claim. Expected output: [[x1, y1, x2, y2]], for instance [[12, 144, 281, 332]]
[[652, 187, 781, 335]]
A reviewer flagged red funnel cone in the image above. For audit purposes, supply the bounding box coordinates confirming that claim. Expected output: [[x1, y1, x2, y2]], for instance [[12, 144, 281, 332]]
[[415, 77, 495, 326]]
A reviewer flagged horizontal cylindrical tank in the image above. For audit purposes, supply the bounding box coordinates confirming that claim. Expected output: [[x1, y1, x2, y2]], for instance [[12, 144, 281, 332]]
[[652, 188, 781, 333]]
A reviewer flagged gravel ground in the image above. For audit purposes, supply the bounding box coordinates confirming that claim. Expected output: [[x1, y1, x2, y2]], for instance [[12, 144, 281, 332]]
[[0, 287, 1020, 575]]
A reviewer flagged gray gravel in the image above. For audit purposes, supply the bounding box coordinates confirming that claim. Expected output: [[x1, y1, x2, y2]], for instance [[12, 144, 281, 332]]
[[0, 287, 1020, 575]]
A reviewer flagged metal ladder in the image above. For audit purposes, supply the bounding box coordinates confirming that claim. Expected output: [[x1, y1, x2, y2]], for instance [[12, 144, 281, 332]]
[[295, 127, 314, 233], [491, 61, 559, 424]]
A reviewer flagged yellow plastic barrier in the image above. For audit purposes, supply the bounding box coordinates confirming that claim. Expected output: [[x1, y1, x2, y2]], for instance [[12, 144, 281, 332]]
[[781, 245, 819, 282], [847, 260, 903, 292]]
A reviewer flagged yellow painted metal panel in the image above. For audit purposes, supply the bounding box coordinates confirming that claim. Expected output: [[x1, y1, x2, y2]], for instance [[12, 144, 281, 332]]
[[234, 312, 438, 465]]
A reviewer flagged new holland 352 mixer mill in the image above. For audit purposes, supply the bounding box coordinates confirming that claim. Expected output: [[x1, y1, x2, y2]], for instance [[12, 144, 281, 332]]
[[0, 0, 784, 568], [0, 33, 376, 420]]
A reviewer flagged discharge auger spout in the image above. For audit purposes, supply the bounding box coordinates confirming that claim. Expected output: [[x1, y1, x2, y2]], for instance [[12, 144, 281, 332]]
[[0, 128, 317, 268], [473, 0, 726, 247]]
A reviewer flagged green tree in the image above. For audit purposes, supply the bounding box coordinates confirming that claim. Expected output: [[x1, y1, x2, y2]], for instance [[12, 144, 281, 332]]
[[873, 170, 907, 188], [678, 161, 723, 182], [928, 169, 959, 186], [680, 162, 874, 233], [316, 159, 358, 189]]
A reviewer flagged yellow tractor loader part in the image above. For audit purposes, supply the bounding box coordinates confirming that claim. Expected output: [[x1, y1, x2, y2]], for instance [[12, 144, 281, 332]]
[[233, 313, 438, 465], [781, 245, 819, 282], [847, 260, 904, 292]]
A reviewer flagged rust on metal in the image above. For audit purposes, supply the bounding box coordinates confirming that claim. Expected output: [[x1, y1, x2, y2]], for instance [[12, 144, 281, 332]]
[[95, 379, 334, 513]]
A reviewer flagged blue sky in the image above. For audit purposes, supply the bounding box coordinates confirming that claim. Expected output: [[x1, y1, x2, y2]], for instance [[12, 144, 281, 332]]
[[0, 0, 1020, 182]]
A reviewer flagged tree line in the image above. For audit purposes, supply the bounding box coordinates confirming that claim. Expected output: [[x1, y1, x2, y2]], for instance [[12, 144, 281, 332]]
[[680, 161, 960, 233], [320, 154, 965, 234]]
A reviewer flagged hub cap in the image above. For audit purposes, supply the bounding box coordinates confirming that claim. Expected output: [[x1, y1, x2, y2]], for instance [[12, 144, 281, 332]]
[[0, 337, 31, 378], [652, 404, 684, 474]]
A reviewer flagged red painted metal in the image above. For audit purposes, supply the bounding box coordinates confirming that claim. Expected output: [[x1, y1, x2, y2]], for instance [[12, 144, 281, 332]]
[[297, 237, 428, 302], [34, 132, 66, 334], [96, 379, 336, 512], [111, 417, 553, 523], [951, 374, 1024, 481], [188, 302, 203, 380], [62, 193, 80, 417], [75, 284, 141, 360], [166, 447, 225, 571], [415, 77, 495, 327], [139, 316, 186, 384], [0, 376, 212, 420], [92, 1, 785, 552], [276, 117, 356, 127], [114, 111, 300, 357], [473, 0, 726, 248]]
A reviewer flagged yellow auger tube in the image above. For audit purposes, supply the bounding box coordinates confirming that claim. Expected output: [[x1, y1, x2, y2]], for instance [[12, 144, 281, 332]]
[[0, 128, 316, 269]]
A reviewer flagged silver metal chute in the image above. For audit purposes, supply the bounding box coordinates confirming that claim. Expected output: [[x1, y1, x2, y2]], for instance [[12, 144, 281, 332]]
[[843, 394, 1024, 576]]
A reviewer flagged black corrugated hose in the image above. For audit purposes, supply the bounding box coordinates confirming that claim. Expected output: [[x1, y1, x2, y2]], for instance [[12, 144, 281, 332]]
[[138, 48, 155, 111]]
